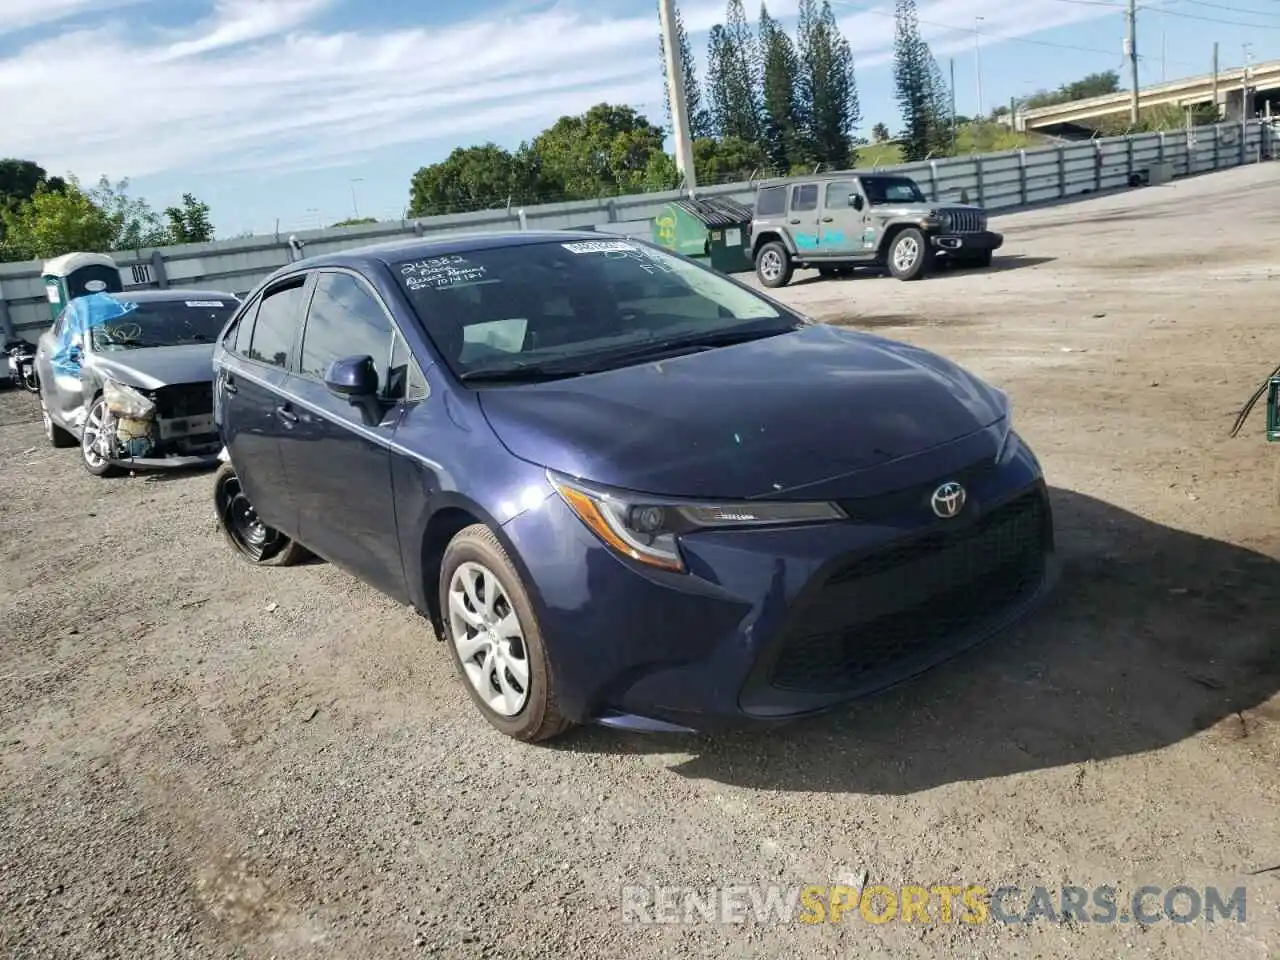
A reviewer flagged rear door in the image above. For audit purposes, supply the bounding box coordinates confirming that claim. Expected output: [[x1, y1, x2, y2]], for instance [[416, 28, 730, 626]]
[[276, 268, 412, 598], [35, 307, 87, 432], [787, 182, 822, 254], [214, 274, 312, 537]]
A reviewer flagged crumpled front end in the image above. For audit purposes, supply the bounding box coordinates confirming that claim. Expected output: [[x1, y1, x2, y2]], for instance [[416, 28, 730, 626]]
[[100, 379, 220, 468]]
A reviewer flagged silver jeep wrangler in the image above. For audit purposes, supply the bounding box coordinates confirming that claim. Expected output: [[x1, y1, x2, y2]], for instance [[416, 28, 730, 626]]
[[749, 173, 1003, 287]]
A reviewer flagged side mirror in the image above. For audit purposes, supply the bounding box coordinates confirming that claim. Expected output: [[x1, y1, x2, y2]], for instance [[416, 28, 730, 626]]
[[325, 355, 385, 425], [850, 194, 864, 210]]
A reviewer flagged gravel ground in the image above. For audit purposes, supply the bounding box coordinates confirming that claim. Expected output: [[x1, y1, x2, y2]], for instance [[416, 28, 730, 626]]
[[1, 162, 1278, 960]]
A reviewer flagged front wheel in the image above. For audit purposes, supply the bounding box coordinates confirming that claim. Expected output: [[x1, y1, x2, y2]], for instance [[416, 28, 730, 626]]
[[212, 462, 310, 565], [80, 397, 124, 477], [754, 241, 794, 289], [887, 228, 932, 281], [439, 524, 573, 743]]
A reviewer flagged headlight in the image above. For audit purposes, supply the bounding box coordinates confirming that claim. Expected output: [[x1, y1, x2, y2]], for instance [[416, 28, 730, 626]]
[[103, 379, 156, 419], [940, 211, 954, 230], [547, 471, 847, 573]]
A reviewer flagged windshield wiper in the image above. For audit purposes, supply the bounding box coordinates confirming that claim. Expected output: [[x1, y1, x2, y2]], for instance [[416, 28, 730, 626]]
[[459, 362, 586, 384], [568, 325, 795, 372]]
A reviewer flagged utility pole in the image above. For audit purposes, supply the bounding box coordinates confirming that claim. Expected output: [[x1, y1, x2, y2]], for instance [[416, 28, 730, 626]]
[[973, 17, 984, 117], [950, 58, 958, 152], [657, 0, 697, 196], [1243, 43, 1254, 123], [1212, 42, 1219, 119], [1126, 0, 1140, 126]]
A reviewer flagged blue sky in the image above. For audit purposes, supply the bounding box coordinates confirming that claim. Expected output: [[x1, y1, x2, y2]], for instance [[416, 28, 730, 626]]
[[1, 0, 1277, 237]]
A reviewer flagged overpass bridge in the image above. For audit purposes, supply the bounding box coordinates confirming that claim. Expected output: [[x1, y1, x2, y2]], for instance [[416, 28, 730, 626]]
[[1016, 60, 1280, 135]]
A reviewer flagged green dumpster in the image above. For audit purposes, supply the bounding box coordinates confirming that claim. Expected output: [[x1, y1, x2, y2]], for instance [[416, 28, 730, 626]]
[[41, 252, 123, 322], [652, 197, 754, 274]]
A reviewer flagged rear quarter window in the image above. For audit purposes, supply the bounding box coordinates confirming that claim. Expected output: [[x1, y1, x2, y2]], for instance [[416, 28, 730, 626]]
[[755, 187, 786, 217]]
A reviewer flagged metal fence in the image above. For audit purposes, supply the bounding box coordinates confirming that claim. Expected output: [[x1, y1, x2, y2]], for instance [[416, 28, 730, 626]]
[[1, 120, 1275, 340]]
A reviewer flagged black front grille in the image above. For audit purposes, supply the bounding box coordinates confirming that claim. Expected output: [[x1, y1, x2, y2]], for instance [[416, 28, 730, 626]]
[[767, 490, 1049, 695], [836, 458, 999, 523], [152, 382, 213, 419]]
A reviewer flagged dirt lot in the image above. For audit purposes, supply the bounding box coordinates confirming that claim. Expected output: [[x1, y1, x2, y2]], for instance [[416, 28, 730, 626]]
[[2, 162, 1278, 959]]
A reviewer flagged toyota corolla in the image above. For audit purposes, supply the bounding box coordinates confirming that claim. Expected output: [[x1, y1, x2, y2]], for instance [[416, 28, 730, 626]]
[[210, 231, 1056, 743]]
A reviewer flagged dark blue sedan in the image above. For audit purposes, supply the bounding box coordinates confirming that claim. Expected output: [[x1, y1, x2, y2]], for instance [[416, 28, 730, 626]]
[[210, 231, 1056, 742]]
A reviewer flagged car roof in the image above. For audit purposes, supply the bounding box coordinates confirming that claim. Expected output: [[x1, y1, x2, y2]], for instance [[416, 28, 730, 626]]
[[115, 288, 240, 302], [758, 171, 912, 188], [261, 230, 609, 285]]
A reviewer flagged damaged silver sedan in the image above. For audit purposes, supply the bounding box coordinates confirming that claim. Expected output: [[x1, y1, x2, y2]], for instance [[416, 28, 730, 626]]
[[33, 289, 239, 477]]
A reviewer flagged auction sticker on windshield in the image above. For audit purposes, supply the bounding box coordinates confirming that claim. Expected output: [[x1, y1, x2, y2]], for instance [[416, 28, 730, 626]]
[[186, 301, 226, 307], [561, 240, 638, 254]]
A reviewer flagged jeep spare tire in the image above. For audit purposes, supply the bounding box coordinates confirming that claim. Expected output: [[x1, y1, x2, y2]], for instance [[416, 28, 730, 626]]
[[887, 227, 931, 281], [755, 241, 793, 288]]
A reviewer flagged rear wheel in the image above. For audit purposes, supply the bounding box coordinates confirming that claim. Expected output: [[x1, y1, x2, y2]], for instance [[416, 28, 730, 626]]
[[755, 241, 794, 289], [80, 397, 124, 477], [41, 395, 76, 448], [887, 228, 933, 281], [439, 524, 572, 743], [213, 462, 310, 566]]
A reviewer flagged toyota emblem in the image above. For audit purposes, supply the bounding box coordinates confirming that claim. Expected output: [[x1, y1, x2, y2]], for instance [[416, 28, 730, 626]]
[[930, 481, 966, 519]]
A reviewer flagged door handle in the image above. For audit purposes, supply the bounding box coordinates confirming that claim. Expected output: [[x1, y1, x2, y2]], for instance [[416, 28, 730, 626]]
[[275, 405, 298, 424], [821, 216, 834, 223], [788, 218, 801, 224], [223, 372, 238, 394]]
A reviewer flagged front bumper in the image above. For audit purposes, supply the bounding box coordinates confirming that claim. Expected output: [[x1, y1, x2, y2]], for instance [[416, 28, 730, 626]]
[[107, 452, 222, 471], [932, 230, 1004, 253], [502, 434, 1055, 732]]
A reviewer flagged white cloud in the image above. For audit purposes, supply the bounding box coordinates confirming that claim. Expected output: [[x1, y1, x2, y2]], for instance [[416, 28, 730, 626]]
[[0, 0, 1120, 182]]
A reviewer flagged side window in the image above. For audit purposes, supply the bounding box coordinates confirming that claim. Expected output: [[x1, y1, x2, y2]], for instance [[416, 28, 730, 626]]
[[790, 183, 819, 212], [388, 331, 429, 402], [824, 180, 857, 209], [299, 272, 395, 388], [247, 279, 308, 369], [755, 186, 786, 216], [225, 296, 260, 355]]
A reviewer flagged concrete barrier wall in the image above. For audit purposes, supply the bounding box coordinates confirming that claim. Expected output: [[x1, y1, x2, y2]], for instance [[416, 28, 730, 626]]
[[1, 120, 1274, 340]]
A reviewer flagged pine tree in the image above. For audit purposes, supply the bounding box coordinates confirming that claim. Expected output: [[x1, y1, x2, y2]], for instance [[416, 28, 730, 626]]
[[658, 1, 713, 139], [707, 0, 763, 144], [759, 2, 803, 173], [798, 0, 860, 169], [893, 0, 952, 161]]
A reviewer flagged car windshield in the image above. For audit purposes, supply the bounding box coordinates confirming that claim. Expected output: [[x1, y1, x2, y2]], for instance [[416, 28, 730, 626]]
[[863, 177, 927, 205], [392, 239, 805, 381], [90, 298, 236, 351]]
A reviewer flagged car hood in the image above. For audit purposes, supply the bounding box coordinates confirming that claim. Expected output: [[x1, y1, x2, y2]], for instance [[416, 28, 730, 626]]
[[88, 343, 216, 389], [476, 323, 1009, 500]]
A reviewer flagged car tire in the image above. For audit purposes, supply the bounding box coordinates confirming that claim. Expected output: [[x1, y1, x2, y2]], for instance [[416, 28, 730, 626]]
[[80, 396, 124, 477], [212, 462, 311, 566], [439, 523, 573, 744], [754, 241, 794, 288], [887, 228, 932, 281], [40, 395, 77, 448]]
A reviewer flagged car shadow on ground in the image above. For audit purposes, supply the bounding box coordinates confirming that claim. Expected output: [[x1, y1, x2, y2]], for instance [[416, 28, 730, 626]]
[[788, 254, 1056, 286], [552, 486, 1280, 795]]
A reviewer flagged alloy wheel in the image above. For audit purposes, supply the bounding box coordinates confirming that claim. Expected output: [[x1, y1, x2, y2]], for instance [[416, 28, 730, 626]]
[[893, 235, 920, 272], [81, 400, 111, 468], [758, 249, 782, 282]]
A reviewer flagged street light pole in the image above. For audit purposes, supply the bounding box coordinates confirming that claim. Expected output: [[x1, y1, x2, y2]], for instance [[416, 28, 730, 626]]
[[658, 0, 698, 196], [349, 178, 364, 218], [974, 17, 984, 118]]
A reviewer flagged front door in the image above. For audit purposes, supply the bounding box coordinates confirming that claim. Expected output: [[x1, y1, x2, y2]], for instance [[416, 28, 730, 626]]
[[818, 179, 867, 257], [277, 269, 408, 599]]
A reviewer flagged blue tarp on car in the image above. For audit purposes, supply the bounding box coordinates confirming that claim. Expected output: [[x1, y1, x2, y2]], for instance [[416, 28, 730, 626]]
[[50, 292, 137, 377]]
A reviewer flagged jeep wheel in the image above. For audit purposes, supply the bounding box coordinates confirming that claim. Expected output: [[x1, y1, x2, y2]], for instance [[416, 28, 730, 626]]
[[887, 228, 932, 281], [755, 241, 793, 288]]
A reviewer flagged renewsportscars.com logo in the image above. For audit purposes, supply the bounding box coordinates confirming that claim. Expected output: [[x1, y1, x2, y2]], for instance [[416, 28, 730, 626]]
[[621, 883, 1249, 926]]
